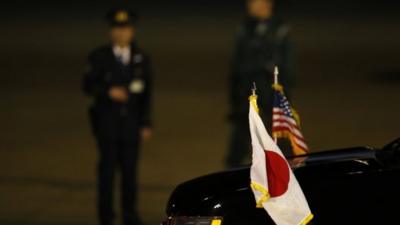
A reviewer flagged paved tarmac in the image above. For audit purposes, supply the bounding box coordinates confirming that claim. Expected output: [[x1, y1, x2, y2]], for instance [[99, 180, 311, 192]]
[[0, 2, 399, 225]]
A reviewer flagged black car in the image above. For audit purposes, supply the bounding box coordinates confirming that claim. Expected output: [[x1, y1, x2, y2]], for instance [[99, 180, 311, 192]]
[[162, 138, 400, 225]]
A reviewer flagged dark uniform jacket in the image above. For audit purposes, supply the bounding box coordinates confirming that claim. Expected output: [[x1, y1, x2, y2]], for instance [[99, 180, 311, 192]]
[[83, 44, 152, 141], [229, 16, 294, 120]]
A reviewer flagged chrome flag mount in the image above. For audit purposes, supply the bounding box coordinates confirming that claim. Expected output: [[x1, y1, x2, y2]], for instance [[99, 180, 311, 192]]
[[249, 93, 313, 225]]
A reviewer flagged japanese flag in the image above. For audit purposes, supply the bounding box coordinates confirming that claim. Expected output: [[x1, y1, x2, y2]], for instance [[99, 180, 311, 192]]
[[249, 95, 313, 225]]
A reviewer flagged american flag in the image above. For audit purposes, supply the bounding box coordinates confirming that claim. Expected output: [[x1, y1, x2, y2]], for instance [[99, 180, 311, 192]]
[[272, 86, 309, 155]]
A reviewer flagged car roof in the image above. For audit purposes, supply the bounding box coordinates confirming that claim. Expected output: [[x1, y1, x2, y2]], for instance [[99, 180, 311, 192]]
[[288, 146, 377, 167]]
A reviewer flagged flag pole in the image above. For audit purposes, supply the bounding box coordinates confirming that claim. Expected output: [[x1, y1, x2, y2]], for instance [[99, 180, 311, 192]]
[[252, 82, 257, 96], [274, 66, 279, 86], [273, 66, 279, 143]]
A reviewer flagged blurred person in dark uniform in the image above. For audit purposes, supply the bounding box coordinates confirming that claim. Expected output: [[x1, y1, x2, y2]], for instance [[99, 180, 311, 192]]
[[226, 0, 294, 167], [82, 8, 152, 225]]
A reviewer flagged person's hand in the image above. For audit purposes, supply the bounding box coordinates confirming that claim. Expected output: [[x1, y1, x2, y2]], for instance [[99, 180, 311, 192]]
[[109, 86, 129, 103], [141, 127, 152, 141]]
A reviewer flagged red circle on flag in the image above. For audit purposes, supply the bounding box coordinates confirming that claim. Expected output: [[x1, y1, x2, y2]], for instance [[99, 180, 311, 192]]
[[264, 150, 290, 197]]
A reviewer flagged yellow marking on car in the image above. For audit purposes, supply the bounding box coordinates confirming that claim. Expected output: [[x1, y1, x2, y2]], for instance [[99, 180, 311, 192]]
[[211, 219, 222, 225]]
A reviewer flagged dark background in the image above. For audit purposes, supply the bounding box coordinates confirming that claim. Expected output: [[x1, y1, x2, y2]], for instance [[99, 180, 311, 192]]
[[0, 1, 399, 224]]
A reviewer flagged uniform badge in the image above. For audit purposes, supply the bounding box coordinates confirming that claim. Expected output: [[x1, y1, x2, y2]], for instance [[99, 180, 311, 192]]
[[133, 54, 143, 64], [115, 11, 129, 22], [256, 23, 268, 35], [129, 79, 145, 93]]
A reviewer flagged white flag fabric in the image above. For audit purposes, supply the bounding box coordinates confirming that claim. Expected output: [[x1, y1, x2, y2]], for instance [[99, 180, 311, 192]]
[[249, 95, 313, 225]]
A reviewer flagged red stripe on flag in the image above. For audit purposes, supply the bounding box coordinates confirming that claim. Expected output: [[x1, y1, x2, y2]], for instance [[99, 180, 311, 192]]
[[272, 127, 306, 143], [272, 118, 300, 129], [272, 122, 305, 139]]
